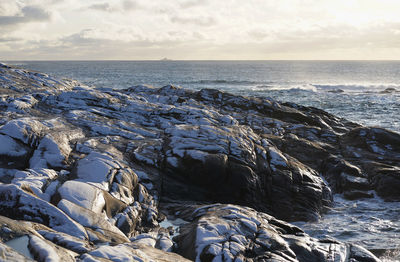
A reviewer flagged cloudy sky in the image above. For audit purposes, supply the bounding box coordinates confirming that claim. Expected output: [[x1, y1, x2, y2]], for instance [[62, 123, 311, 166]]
[[1, 0, 400, 60]]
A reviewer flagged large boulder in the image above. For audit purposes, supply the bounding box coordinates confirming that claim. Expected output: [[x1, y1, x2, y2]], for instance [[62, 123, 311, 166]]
[[173, 203, 380, 262]]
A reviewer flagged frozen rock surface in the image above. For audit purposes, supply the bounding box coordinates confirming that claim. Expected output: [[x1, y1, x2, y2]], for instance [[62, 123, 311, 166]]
[[0, 63, 393, 261]]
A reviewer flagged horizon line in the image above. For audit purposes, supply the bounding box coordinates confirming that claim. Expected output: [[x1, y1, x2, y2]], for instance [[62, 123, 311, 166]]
[[3, 59, 400, 62]]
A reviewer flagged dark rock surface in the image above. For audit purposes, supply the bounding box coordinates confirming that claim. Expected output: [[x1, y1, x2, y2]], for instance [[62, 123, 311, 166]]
[[0, 62, 393, 261], [169, 203, 379, 262]]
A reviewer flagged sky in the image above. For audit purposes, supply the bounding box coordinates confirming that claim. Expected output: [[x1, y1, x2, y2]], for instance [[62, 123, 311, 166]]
[[1, 0, 400, 60]]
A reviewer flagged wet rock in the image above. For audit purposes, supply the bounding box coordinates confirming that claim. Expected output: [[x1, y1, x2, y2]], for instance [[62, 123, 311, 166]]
[[322, 157, 370, 193], [343, 190, 374, 200], [173, 203, 380, 262], [340, 127, 400, 200]]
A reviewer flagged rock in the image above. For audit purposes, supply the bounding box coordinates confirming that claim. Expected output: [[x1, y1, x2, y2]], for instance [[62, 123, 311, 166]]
[[173, 203, 380, 262], [0, 134, 31, 169], [343, 190, 374, 200], [0, 184, 88, 240], [57, 199, 129, 243], [75, 152, 121, 190], [58, 180, 105, 213], [0, 118, 45, 146], [0, 242, 35, 261], [0, 63, 397, 261], [86, 243, 190, 262], [340, 127, 400, 200], [162, 119, 331, 221], [29, 134, 71, 169], [11, 168, 58, 201], [37, 229, 92, 254], [322, 157, 370, 193], [28, 234, 76, 262]]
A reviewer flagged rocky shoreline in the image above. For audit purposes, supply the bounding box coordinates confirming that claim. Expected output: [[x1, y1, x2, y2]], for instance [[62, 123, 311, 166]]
[[0, 62, 398, 261]]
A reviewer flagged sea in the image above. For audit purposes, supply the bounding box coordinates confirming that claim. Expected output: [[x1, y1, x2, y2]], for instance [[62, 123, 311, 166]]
[[6, 60, 400, 260]]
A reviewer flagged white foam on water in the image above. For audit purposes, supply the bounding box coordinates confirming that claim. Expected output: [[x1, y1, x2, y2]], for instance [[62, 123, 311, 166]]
[[294, 193, 400, 260]]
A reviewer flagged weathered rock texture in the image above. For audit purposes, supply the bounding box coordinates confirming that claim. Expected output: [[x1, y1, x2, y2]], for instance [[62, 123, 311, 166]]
[[0, 62, 393, 261]]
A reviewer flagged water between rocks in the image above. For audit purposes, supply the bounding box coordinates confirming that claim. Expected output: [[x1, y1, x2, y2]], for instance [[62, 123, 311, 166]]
[[5, 235, 34, 259], [294, 194, 400, 261]]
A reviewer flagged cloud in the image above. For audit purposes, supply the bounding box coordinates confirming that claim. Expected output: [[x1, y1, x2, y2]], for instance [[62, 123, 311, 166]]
[[2, 0, 400, 60], [0, 37, 21, 43], [86, 1, 138, 13], [0, 5, 51, 26], [179, 0, 208, 9], [170, 15, 216, 27], [87, 3, 114, 12], [122, 0, 137, 11]]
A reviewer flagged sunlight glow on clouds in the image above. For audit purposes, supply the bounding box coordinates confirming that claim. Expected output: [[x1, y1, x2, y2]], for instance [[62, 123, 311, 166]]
[[1, 0, 400, 60]]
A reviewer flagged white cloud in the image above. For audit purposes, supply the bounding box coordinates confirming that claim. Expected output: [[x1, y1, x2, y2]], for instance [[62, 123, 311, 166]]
[[2, 0, 400, 60], [0, 5, 52, 27]]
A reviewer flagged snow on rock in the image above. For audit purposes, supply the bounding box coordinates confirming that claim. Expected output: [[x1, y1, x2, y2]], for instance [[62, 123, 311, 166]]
[[0, 184, 88, 240], [87, 243, 190, 262], [37, 229, 92, 254], [28, 235, 60, 262], [0, 134, 28, 157], [58, 181, 105, 214], [12, 168, 58, 201], [0, 63, 396, 261], [29, 134, 71, 169], [174, 203, 380, 262], [57, 199, 129, 243], [0, 118, 46, 146], [268, 146, 288, 170], [76, 152, 120, 190]]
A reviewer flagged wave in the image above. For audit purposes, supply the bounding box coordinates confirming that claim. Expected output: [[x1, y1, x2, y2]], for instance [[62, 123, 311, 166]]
[[313, 84, 400, 93], [184, 80, 400, 95], [184, 79, 265, 85], [251, 84, 318, 92]]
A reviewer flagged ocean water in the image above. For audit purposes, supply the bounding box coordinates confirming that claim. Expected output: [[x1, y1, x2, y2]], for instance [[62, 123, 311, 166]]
[[7, 60, 400, 133], [6, 60, 400, 260]]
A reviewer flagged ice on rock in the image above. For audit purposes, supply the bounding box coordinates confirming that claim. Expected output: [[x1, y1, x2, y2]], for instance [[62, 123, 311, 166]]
[[58, 181, 106, 214]]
